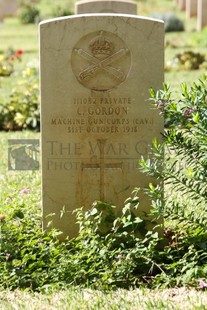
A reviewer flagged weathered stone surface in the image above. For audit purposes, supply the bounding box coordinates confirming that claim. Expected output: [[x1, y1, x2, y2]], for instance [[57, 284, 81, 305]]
[[76, 0, 137, 14], [178, 0, 186, 10], [40, 14, 164, 239], [0, 0, 19, 22], [186, 0, 198, 18], [197, 0, 207, 30]]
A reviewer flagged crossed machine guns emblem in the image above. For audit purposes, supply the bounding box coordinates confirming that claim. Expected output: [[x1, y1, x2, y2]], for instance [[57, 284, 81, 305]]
[[72, 31, 130, 89]]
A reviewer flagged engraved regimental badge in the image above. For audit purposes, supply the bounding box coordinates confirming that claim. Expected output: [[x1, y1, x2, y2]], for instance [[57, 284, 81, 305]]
[[71, 31, 131, 91]]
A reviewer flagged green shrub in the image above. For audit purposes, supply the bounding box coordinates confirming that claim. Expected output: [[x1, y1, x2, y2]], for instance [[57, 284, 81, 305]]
[[18, 0, 40, 24], [1, 77, 207, 291], [51, 5, 73, 18], [190, 27, 207, 48], [152, 12, 184, 32], [0, 60, 40, 131], [140, 75, 207, 286], [0, 189, 162, 291], [165, 51, 206, 71]]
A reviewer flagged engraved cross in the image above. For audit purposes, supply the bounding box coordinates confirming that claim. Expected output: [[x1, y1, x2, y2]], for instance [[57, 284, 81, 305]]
[[82, 139, 123, 201]]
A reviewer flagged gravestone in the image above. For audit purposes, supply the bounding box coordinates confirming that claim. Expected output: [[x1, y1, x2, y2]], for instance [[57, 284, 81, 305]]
[[0, 0, 19, 22], [186, 0, 198, 18], [197, 0, 207, 30], [76, 0, 137, 14], [40, 14, 164, 239], [178, 0, 186, 10]]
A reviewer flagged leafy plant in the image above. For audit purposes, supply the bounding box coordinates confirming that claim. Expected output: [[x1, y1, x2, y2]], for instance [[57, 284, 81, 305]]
[[0, 188, 163, 291], [139, 75, 207, 286], [51, 5, 73, 18], [18, 0, 40, 24], [0, 60, 40, 131], [190, 27, 207, 48], [0, 48, 23, 77], [72, 191, 162, 289], [1, 74, 207, 290], [152, 12, 184, 32]]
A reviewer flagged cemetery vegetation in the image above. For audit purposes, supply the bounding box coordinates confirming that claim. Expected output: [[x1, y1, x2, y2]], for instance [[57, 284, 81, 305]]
[[1, 76, 207, 293], [18, 0, 40, 24], [0, 0, 207, 307], [18, 0, 74, 24]]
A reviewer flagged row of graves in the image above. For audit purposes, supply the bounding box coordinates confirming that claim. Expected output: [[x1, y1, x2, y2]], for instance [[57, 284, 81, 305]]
[[176, 0, 207, 30], [0, 0, 19, 22]]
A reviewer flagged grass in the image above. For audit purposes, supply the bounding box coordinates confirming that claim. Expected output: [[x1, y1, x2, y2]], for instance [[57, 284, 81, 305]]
[[0, 288, 207, 310], [0, 18, 38, 54], [0, 131, 41, 224], [0, 0, 207, 308]]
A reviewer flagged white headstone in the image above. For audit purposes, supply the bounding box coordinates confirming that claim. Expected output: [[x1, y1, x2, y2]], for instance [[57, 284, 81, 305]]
[[197, 0, 207, 30], [178, 0, 186, 10], [186, 0, 198, 18], [40, 14, 164, 239]]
